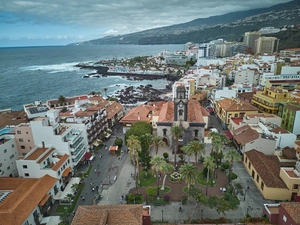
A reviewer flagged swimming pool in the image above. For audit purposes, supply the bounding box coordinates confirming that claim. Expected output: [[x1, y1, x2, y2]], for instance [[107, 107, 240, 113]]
[[0, 128, 13, 135]]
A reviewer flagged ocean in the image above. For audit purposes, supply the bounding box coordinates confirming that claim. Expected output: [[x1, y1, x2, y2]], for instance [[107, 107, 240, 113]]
[[0, 44, 182, 111]]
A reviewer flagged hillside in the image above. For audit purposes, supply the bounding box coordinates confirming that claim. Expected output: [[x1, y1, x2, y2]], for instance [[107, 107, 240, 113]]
[[68, 0, 300, 47]]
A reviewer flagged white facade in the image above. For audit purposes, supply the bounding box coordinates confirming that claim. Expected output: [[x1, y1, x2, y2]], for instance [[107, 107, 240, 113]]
[[242, 136, 276, 155], [292, 111, 300, 135], [210, 87, 237, 103], [172, 78, 195, 100], [234, 69, 259, 85], [259, 74, 300, 86], [30, 116, 88, 167], [0, 134, 18, 177], [281, 66, 300, 75]]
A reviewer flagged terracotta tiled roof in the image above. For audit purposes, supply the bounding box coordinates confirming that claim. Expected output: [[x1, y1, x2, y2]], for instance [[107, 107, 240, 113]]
[[270, 126, 289, 134], [52, 154, 69, 171], [280, 202, 300, 223], [282, 146, 296, 159], [231, 117, 243, 125], [245, 150, 287, 188], [62, 167, 72, 177], [75, 110, 95, 117], [120, 104, 154, 123], [285, 104, 300, 111], [71, 204, 144, 225], [217, 98, 258, 111], [188, 100, 206, 123], [106, 102, 124, 119], [0, 110, 28, 129], [157, 102, 174, 122], [0, 175, 57, 225], [232, 125, 259, 145]]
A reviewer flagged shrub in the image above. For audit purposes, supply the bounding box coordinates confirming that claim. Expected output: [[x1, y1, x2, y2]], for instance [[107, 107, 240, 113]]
[[221, 161, 230, 170], [163, 152, 169, 159], [179, 154, 184, 163], [235, 183, 242, 190], [128, 193, 135, 201], [230, 172, 238, 180], [146, 186, 156, 197]]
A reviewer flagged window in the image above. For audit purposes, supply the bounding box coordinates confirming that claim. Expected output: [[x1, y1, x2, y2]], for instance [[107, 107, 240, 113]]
[[58, 170, 61, 176], [10, 154, 14, 159], [23, 165, 28, 169], [11, 144, 14, 148], [256, 174, 259, 182], [22, 153, 26, 156], [293, 184, 299, 190], [17, 130, 21, 134], [4, 149, 7, 153], [28, 140, 30, 142], [248, 162, 251, 169], [163, 129, 167, 136], [19, 138, 24, 142], [194, 130, 199, 137], [245, 157, 248, 163], [24, 221, 29, 225], [7, 166, 10, 170], [261, 182, 264, 190], [24, 173, 29, 177], [0, 163, 2, 167], [21, 145, 25, 149]]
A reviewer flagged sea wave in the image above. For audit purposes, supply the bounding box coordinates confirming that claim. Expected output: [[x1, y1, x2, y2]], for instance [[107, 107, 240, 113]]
[[20, 62, 82, 73]]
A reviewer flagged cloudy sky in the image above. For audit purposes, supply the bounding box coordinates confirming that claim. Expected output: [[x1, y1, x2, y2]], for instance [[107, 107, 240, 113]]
[[0, 0, 290, 47]]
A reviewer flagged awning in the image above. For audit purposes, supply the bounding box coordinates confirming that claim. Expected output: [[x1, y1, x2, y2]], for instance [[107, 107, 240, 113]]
[[93, 141, 99, 147], [39, 194, 51, 206], [83, 152, 92, 160], [206, 107, 213, 113], [224, 130, 233, 140], [62, 167, 72, 177]]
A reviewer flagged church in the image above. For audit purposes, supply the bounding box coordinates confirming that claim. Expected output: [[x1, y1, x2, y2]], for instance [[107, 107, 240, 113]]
[[121, 85, 210, 154], [156, 85, 209, 153]]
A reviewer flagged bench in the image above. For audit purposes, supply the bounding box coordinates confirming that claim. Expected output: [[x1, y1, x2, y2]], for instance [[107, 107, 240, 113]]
[[153, 202, 161, 206], [114, 176, 117, 181]]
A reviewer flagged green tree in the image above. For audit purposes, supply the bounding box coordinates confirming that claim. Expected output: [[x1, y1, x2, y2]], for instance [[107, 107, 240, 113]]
[[179, 163, 198, 196], [225, 149, 242, 184], [203, 156, 216, 196], [208, 131, 218, 154], [148, 135, 166, 155], [207, 193, 239, 218], [150, 156, 168, 197], [124, 121, 153, 143], [183, 140, 206, 164], [114, 138, 123, 148], [181, 145, 192, 163], [127, 135, 142, 185], [58, 95, 66, 106], [146, 186, 156, 197], [170, 125, 184, 167]]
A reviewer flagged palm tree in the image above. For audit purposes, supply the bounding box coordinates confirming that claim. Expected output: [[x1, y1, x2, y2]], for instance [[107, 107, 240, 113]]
[[103, 88, 108, 97], [187, 140, 206, 164], [161, 163, 175, 191], [148, 135, 167, 155], [58, 95, 66, 106], [150, 156, 168, 196], [208, 131, 218, 154], [203, 156, 216, 196], [225, 149, 242, 184], [179, 163, 198, 196], [170, 125, 184, 167], [181, 145, 192, 163], [127, 135, 142, 185], [217, 133, 228, 166]]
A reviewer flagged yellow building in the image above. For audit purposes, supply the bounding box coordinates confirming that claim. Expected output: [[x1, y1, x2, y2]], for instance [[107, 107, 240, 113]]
[[214, 98, 258, 128], [244, 144, 300, 201], [252, 86, 292, 114]]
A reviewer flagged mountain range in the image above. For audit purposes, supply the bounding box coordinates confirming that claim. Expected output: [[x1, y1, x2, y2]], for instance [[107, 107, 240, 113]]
[[69, 0, 300, 48]]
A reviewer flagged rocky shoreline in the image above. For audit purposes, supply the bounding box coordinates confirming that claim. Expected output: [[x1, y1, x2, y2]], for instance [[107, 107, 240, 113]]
[[113, 84, 171, 105]]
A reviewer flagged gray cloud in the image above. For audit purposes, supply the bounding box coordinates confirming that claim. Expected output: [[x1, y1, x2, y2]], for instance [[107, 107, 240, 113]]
[[0, 0, 290, 35]]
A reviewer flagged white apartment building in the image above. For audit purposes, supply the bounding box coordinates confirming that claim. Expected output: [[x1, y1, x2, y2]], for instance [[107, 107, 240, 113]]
[[23, 101, 50, 119], [209, 87, 237, 106], [259, 74, 300, 86], [30, 115, 88, 167], [0, 129, 19, 177], [234, 69, 259, 85]]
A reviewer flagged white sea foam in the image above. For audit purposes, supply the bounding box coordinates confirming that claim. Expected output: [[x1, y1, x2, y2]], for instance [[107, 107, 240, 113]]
[[20, 62, 81, 73]]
